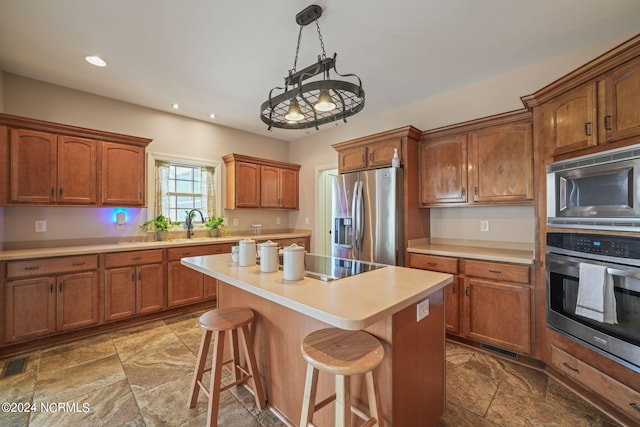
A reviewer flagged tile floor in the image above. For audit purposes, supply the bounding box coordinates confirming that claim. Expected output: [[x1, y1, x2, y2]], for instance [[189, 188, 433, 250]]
[[0, 310, 621, 426]]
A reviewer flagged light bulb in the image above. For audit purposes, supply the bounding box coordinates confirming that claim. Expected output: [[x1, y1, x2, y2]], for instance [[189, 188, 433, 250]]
[[314, 89, 336, 112], [284, 99, 304, 121]]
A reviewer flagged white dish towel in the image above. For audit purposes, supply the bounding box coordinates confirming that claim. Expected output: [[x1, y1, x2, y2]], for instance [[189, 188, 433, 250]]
[[575, 263, 618, 324]]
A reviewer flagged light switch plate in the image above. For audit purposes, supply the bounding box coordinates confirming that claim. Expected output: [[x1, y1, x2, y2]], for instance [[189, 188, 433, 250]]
[[35, 220, 47, 232]]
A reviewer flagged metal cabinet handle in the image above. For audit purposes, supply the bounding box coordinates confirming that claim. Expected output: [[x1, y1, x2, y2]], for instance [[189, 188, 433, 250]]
[[71, 262, 85, 266], [465, 286, 470, 296], [630, 402, 640, 413], [131, 256, 142, 261], [474, 186, 478, 196], [604, 115, 612, 130], [131, 273, 135, 282], [562, 362, 579, 373], [138, 271, 142, 281], [427, 262, 437, 266], [488, 269, 502, 274], [50, 283, 53, 293], [452, 283, 457, 293], [583, 122, 592, 136], [24, 266, 40, 271], [461, 187, 466, 197]]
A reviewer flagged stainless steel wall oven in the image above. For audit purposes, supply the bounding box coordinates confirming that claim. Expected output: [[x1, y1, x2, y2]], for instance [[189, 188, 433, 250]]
[[546, 232, 640, 373]]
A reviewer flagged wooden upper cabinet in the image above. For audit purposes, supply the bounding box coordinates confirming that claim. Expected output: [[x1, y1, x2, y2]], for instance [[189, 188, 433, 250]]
[[469, 120, 533, 203], [419, 134, 468, 205], [334, 135, 404, 173], [261, 166, 299, 209], [523, 35, 640, 160], [602, 56, 640, 144], [0, 113, 151, 207], [338, 145, 368, 172], [545, 83, 597, 156], [9, 128, 57, 203], [419, 110, 533, 207], [230, 161, 261, 208], [101, 142, 145, 206], [223, 153, 300, 210], [57, 136, 98, 204]]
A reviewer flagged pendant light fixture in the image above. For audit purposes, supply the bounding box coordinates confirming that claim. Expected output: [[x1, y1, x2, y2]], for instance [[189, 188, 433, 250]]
[[260, 4, 365, 130]]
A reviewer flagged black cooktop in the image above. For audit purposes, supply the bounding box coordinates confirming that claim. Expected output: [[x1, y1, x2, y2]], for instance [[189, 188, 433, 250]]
[[302, 254, 386, 282]]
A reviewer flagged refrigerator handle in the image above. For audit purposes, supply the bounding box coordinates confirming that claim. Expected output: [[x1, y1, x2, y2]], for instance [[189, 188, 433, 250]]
[[351, 181, 360, 252], [355, 180, 364, 252]]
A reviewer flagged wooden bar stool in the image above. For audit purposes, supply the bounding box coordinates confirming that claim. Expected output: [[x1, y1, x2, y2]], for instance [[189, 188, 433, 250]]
[[300, 328, 384, 427], [188, 307, 266, 427]]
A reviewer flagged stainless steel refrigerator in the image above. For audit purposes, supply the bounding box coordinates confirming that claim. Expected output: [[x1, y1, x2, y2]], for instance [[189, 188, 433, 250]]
[[332, 167, 404, 265]]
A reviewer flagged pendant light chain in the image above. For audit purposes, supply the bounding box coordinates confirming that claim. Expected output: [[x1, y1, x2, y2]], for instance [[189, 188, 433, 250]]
[[291, 26, 304, 75], [315, 19, 327, 60]]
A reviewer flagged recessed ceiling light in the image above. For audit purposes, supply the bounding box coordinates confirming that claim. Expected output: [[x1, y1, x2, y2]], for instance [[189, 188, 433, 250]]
[[85, 55, 107, 67], [209, 113, 216, 119], [171, 103, 180, 109]]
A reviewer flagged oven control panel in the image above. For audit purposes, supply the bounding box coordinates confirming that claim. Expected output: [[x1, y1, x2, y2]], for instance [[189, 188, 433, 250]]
[[547, 233, 639, 259]]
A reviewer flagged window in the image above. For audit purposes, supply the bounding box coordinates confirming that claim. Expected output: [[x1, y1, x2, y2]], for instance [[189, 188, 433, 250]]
[[148, 153, 221, 224]]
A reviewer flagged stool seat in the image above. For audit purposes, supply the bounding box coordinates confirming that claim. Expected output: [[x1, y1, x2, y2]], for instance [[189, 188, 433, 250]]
[[188, 307, 266, 427], [199, 306, 254, 331], [300, 328, 385, 427], [301, 328, 384, 376]]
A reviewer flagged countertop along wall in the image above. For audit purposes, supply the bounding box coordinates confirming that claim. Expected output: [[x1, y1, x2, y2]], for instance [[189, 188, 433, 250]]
[[1, 74, 291, 246]]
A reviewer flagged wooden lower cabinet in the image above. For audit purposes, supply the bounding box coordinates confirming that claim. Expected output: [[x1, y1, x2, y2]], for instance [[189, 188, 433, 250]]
[[167, 244, 231, 307], [104, 250, 165, 321], [551, 345, 640, 424], [5, 271, 100, 343], [464, 277, 531, 354], [409, 253, 460, 334], [409, 253, 532, 354]]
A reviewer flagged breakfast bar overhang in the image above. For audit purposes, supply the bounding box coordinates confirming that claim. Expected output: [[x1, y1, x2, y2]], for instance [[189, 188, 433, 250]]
[[182, 254, 452, 426]]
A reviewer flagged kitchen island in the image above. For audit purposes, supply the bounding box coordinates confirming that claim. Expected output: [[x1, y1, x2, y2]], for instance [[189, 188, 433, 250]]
[[182, 253, 452, 426]]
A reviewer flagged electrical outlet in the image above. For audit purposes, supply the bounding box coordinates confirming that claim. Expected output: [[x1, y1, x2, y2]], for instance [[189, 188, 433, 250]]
[[276, 217, 281, 225], [480, 220, 489, 232], [305, 217, 310, 225], [35, 220, 47, 232], [233, 218, 239, 226], [416, 298, 429, 322]]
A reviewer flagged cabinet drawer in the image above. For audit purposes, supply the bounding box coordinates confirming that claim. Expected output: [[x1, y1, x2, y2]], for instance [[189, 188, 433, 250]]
[[168, 244, 232, 261], [552, 346, 640, 422], [7, 255, 98, 279], [463, 259, 529, 284], [105, 249, 164, 268], [409, 254, 458, 274]]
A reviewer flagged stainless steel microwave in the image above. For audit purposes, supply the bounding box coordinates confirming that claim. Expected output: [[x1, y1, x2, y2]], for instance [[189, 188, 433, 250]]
[[547, 144, 640, 231]]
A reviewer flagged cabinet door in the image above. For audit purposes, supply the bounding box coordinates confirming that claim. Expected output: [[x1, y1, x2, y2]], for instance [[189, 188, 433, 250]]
[[101, 142, 145, 206], [105, 267, 136, 321], [57, 136, 98, 204], [137, 263, 165, 314], [445, 277, 460, 334], [464, 278, 531, 354], [279, 168, 299, 209], [548, 83, 597, 156], [603, 56, 640, 144], [368, 138, 402, 169], [260, 166, 281, 208], [419, 135, 468, 205], [470, 121, 533, 203], [56, 271, 100, 331], [5, 277, 56, 342], [204, 276, 217, 300], [9, 128, 57, 203], [234, 162, 260, 208], [338, 145, 367, 173], [167, 261, 204, 307]]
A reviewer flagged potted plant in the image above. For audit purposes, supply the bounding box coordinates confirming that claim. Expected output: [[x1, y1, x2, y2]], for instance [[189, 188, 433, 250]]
[[139, 214, 179, 241], [205, 216, 225, 237]]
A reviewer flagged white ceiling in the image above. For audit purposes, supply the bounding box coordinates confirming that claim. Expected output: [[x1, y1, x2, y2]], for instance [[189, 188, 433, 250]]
[[1, 1, 639, 142]]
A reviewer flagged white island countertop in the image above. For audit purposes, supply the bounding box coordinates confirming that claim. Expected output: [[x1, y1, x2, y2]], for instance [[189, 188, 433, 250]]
[[182, 253, 453, 331]]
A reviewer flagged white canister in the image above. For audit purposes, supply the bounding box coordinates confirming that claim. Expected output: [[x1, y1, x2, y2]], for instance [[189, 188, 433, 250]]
[[259, 240, 278, 273], [238, 238, 256, 267], [283, 244, 305, 281]]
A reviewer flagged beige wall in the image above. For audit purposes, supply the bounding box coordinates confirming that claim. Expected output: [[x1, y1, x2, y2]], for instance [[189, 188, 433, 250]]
[[289, 34, 632, 247], [2, 74, 291, 243]]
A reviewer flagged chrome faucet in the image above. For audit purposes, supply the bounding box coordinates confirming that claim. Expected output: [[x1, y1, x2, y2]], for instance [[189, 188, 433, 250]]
[[185, 208, 205, 239]]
